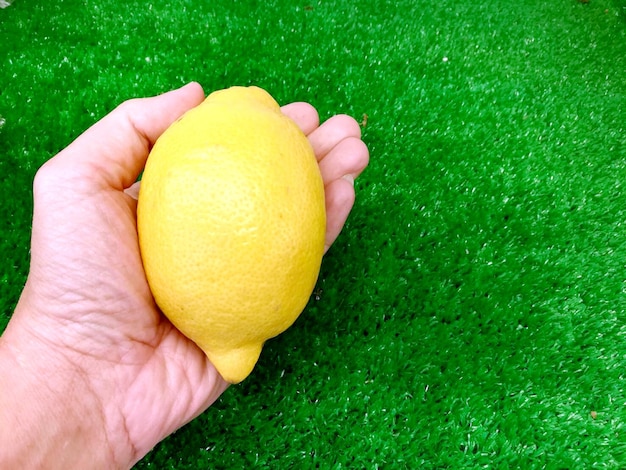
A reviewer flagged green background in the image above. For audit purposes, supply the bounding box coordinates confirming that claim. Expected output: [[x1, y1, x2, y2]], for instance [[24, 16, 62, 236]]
[[2, 0, 626, 467]]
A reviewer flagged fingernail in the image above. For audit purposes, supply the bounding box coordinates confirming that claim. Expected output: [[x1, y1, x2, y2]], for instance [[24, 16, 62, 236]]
[[124, 181, 141, 200], [342, 174, 355, 186], [176, 81, 203, 95]]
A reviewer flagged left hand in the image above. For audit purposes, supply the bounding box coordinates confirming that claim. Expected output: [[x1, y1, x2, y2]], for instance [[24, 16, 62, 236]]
[[0, 82, 368, 468]]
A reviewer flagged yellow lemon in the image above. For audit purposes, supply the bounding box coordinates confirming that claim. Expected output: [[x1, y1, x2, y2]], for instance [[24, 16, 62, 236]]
[[137, 86, 326, 383]]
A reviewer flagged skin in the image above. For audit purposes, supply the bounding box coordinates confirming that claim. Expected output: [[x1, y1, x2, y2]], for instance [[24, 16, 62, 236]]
[[0, 82, 369, 468]]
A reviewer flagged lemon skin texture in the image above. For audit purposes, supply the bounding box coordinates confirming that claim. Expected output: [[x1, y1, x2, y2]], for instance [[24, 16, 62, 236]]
[[137, 86, 326, 384]]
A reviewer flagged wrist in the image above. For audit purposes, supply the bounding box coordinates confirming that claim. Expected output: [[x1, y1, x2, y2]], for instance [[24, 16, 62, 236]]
[[0, 321, 122, 469]]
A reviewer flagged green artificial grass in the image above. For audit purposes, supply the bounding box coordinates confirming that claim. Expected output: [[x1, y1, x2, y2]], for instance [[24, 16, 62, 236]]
[[2, 0, 626, 467]]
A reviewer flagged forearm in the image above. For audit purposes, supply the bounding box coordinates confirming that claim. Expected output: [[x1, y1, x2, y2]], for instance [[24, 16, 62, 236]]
[[0, 326, 116, 469]]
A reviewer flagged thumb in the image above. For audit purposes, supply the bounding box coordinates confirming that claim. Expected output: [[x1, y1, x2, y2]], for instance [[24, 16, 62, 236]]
[[45, 82, 205, 191]]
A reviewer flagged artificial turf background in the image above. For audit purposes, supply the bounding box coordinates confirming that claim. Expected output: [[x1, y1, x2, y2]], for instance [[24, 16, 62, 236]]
[[2, 0, 626, 467]]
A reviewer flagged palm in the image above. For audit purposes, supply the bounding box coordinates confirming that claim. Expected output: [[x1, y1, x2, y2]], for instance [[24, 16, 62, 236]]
[[23, 165, 220, 455]]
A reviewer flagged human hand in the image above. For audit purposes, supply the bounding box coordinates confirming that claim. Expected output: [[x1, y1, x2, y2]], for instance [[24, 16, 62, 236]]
[[0, 83, 368, 468]]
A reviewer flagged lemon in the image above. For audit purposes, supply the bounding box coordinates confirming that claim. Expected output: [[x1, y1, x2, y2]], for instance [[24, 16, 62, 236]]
[[137, 86, 326, 383]]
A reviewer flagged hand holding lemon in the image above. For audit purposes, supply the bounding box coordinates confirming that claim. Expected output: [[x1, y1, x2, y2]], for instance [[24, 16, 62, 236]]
[[0, 83, 368, 467]]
